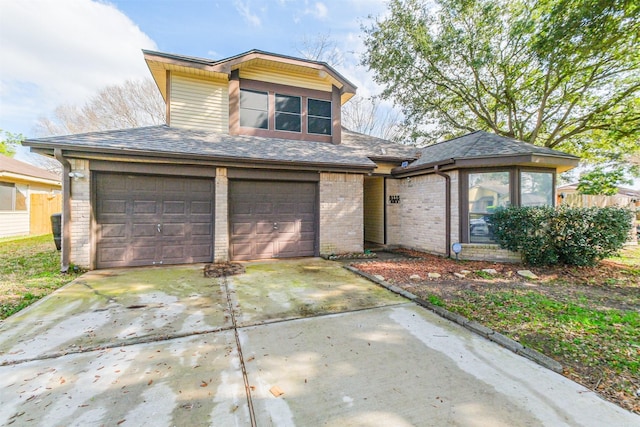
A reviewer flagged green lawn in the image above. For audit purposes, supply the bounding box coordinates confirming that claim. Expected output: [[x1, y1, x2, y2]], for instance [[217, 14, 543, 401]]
[[0, 234, 81, 319]]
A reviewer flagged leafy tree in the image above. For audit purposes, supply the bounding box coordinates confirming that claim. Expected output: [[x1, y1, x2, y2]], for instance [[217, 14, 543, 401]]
[[362, 0, 640, 164], [577, 166, 633, 195], [0, 130, 22, 157], [36, 78, 165, 136]]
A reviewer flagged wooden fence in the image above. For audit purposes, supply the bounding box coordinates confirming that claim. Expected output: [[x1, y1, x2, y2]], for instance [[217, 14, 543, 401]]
[[29, 193, 62, 235], [559, 193, 637, 208]]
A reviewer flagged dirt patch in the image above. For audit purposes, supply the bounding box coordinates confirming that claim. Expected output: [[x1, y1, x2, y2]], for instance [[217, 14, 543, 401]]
[[352, 248, 640, 414]]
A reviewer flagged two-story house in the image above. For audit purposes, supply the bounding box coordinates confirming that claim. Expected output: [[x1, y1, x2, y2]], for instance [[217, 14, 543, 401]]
[[24, 49, 579, 271]]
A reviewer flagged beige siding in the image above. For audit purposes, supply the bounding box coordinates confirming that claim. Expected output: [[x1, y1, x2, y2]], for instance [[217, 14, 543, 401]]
[[239, 67, 332, 92], [364, 177, 384, 244], [170, 74, 229, 132], [319, 173, 363, 254], [0, 212, 29, 237]]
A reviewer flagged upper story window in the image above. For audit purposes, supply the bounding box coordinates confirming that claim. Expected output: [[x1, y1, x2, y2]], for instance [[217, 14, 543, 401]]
[[0, 182, 27, 211], [275, 94, 301, 132], [240, 89, 268, 129], [308, 98, 332, 135]]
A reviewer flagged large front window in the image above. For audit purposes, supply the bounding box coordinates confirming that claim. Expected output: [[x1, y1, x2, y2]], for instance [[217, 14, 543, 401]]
[[520, 171, 553, 207], [468, 172, 511, 243], [464, 169, 555, 243]]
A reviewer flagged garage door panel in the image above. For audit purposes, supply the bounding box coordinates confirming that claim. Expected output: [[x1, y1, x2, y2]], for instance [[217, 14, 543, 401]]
[[98, 247, 127, 263], [96, 173, 214, 268], [192, 223, 212, 237], [192, 201, 212, 214], [230, 180, 317, 260], [99, 224, 127, 239], [100, 200, 127, 215], [256, 222, 275, 235], [232, 222, 253, 235], [131, 246, 158, 263], [132, 178, 159, 192], [162, 223, 185, 237], [255, 203, 273, 214]]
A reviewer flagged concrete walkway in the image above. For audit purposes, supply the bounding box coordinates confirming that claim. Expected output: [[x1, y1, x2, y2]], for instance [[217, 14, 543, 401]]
[[0, 259, 637, 426]]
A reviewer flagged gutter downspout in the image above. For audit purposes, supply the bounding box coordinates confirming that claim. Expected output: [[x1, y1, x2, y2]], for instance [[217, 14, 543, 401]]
[[434, 164, 451, 258], [54, 149, 71, 273]]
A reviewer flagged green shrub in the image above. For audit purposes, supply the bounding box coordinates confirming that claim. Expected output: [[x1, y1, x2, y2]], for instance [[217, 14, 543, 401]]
[[491, 206, 632, 266]]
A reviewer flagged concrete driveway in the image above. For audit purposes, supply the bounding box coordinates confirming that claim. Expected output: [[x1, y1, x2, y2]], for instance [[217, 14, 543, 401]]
[[0, 258, 637, 426]]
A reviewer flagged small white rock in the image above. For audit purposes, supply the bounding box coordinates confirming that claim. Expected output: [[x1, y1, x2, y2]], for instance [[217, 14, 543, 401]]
[[517, 270, 539, 280], [428, 272, 441, 279], [374, 275, 385, 281], [460, 270, 472, 275], [410, 274, 421, 281], [453, 273, 466, 279], [481, 268, 498, 275]]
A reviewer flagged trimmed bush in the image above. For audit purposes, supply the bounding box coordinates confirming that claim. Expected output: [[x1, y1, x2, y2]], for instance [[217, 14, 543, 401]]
[[491, 206, 632, 266]]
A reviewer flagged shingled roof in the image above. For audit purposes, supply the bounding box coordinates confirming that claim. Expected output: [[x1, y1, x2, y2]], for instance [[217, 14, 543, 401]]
[[23, 125, 378, 171], [0, 155, 60, 184], [397, 130, 579, 174]]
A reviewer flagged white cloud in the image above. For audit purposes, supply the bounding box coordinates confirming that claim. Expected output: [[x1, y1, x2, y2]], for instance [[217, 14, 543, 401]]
[[0, 0, 157, 136], [233, 0, 261, 27], [306, 2, 328, 19]]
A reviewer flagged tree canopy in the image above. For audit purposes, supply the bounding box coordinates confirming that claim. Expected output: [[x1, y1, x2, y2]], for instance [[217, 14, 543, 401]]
[[0, 130, 21, 157], [362, 0, 640, 167]]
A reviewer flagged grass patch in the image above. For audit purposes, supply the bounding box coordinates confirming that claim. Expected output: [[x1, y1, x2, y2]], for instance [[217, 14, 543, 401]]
[[0, 234, 81, 319]]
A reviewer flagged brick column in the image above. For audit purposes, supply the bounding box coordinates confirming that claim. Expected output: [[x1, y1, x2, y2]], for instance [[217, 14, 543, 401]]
[[69, 159, 91, 268], [214, 168, 229, 262]]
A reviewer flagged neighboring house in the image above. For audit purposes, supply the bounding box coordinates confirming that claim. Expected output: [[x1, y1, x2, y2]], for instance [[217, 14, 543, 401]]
[[24, 49, 579, 271], [0, 155, 61, 238]]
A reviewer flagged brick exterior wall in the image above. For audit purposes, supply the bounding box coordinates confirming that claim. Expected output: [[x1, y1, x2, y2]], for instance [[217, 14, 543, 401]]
[[69, 159, 91, 268], [458, 244, 522, 262], [392, 174, 449, 255], [214, 168, 229, 262], [319, 173, 363, 255]]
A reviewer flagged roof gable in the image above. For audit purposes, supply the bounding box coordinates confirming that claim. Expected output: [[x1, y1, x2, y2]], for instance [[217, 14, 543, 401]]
[[397, 131, 579, 175], [144, 49, 357, 105]]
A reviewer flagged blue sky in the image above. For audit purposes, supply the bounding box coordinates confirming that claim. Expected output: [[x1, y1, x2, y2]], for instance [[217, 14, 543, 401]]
[[0, 0, 388, 139]]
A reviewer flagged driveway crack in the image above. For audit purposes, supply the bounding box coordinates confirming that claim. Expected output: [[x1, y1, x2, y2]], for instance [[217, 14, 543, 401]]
[[221, 275, 257, 427]]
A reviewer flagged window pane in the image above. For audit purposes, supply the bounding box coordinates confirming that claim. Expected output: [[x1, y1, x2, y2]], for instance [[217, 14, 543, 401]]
[[276, 112, 301, 132], [15, 185, 27, 211], [240, 89, 268, 129], [521, 171, 553, 207], [0, 183, 14, 210], [275, 94, 300, 114], [308, 99, 331, 117], [308, 117, 332, 135], [240, 90, 267, 110], [240, 109, 268, 129], [468, 171, 510, 243]]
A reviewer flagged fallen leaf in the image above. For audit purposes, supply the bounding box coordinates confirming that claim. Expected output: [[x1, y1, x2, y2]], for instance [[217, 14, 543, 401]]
[[270, 386, 284, 397]]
